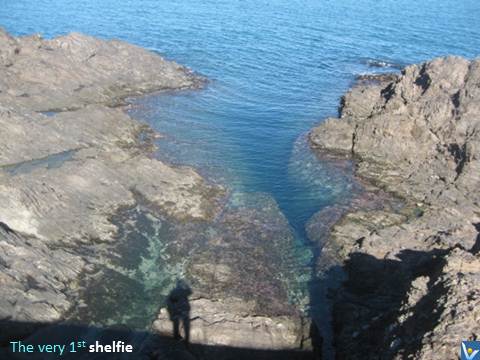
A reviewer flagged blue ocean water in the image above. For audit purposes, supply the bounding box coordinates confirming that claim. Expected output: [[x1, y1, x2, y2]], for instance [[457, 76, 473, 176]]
[[1, 1, 480, 344], [2, 0, 479, 232]]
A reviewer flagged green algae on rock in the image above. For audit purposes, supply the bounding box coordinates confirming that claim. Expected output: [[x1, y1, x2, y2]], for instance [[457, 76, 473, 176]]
[[0, 28, 311, 357]]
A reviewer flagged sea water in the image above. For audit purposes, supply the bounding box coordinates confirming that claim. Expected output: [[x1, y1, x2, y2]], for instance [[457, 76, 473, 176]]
[[1, 0, 479, 333], [2, 0, 478, 232]]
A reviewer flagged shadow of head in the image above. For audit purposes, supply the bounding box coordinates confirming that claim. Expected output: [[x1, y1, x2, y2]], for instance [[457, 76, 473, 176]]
[[167, 279, 192, 311]]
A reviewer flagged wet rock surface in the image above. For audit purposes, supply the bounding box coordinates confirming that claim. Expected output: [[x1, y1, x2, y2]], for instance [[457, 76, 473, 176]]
[[0, 29, 309, 358], [0, 26, 218, 342], [148, 195, 312, 351], [309, 57, 480, 359]]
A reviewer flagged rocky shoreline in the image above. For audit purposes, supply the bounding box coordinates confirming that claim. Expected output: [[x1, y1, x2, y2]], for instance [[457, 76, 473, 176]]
[[2, 27, 478, 360], [309, 56, 480, 359], [0, 29, 311, 359]]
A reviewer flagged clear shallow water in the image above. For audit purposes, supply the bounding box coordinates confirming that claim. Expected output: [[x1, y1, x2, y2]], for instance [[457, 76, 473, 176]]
[[2, 0, 479, 233], [2, 0, 480, 342], [2, 0, 480, 231]]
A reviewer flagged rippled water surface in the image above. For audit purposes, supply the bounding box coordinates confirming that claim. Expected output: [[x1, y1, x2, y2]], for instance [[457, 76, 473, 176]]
[[2, 0, 480, 337], [2, 0, 480, 230]]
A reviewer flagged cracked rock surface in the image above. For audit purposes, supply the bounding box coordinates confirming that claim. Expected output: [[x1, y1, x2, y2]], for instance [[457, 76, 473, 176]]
[[309, 56, 480, 359], [154, 297, 306, 350], [0, 28, 309, 358], [0, 29, 201, 111], [0, 27, 220, 332]]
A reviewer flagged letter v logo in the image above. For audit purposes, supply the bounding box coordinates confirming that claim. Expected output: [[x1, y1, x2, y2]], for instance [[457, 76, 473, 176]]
[[462, 342, 480, 360]]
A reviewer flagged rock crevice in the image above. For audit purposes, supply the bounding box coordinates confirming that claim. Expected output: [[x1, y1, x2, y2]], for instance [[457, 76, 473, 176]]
[[1, 29, 309, 358], [309, 56, 480, 359]]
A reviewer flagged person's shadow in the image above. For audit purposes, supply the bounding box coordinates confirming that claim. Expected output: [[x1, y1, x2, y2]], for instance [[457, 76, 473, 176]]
[[166, 279, 192, 346]]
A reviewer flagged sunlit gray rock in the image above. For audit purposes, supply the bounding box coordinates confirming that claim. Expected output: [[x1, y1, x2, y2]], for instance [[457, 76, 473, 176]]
[[0, 29, 201, 111], [153, 297, 306, 350], [0, 29, 220, 336], [309, 56, 480, 359], [0, 28, 308, 357]]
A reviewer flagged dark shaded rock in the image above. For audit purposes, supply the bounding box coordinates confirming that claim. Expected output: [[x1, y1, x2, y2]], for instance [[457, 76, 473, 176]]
[[355, 72, 399, 85], [309, 56, 480, 359]]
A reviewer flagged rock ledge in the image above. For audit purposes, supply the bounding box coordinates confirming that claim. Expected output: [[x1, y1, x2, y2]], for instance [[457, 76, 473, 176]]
[[309, 56, 480, 359]]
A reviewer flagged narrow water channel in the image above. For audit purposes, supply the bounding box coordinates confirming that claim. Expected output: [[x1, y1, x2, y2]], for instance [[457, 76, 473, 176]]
[[2, 0, 479, 338]]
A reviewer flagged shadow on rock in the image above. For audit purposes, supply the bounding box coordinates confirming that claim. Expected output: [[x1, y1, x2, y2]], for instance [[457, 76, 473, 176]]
[[330, 248, 449, 360], [470, 222, 480, 254], [166, 279, 192, 346]]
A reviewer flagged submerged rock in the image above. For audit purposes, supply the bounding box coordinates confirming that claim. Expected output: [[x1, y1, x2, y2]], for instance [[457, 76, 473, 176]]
[[0, 27, 220, 342], [0, 28, 309, 357], [148, 195, 312, 351], [309, 56, 480, 359]]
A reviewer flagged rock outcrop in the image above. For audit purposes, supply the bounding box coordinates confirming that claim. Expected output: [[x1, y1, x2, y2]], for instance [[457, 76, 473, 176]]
[[148, 195, 311, 352], [309, 56, 480, 359], [0, 28, 309, 358], [0, 28, 219, 331], [0, 29, 201, 111]]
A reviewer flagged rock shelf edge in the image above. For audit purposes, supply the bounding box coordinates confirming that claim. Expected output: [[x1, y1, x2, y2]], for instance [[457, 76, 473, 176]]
[[0, 29, 310, 359], [309, 56, 480, 359]]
